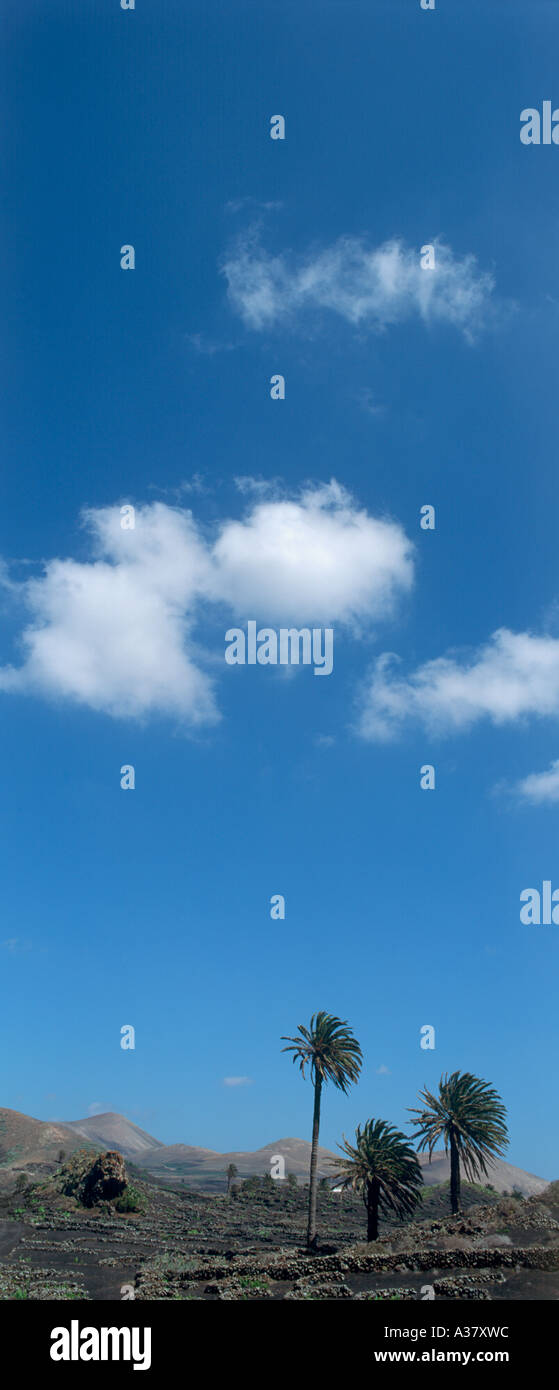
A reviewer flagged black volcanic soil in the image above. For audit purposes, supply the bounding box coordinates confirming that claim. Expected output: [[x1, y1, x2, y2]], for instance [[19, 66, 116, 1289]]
[[0, 1170, 558, 1301]]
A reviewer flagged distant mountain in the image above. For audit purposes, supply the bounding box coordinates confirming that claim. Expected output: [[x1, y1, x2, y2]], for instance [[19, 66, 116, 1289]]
[[417, 1150, 548, 1198], [219, 1137, 339, 1177], [135, 1136, 338, 1179], [63, 1113, 163, 1159], [0, 1107, 551, 1198], [0, 1107, 93, 1175], [135, 1136, 549, 1195]]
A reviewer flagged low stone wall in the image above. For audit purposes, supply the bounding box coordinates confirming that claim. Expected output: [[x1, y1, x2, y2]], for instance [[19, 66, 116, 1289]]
[[169, 1243, 559, 1284]]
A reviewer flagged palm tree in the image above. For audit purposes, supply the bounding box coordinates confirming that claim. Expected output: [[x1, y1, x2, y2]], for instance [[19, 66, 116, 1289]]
[[332, 1119, 423, 1241], [281, 1011, 362, 1250], [226, 1162, 238, 1195], [409, 1071, 508, 1215]]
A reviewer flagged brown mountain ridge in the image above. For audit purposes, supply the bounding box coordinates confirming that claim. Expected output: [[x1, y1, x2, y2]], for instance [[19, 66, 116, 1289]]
[[0, 1107, 550, 1197]]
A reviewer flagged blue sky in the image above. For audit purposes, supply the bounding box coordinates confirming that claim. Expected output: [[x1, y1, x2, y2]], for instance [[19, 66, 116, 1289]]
[[1, 0, 558, 1178]]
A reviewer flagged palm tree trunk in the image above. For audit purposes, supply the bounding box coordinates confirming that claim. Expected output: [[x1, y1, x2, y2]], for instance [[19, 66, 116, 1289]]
[[306, 1075, 322, 1250], [367, 1179, 380, 1241], [450, 1130, 461, 1215]]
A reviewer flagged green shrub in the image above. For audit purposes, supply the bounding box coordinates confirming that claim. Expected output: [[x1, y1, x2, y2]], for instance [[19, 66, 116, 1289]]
[[114, 1185, 146, 1213]]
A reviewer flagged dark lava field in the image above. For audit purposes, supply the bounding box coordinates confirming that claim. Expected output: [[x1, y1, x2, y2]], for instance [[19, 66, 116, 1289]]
[[0, 1168, 558, 1301]]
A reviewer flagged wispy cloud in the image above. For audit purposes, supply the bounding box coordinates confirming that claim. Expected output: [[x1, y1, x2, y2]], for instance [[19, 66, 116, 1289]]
[[222, 1076, 253, 1088], [510, 758, 559, 805], [233, 475, 283, 498], [148, 475, 211, 499], [185, 332, 237, 356], [1, 937, 31, 954], [223, 230, 497, 342], [356, 628, 559, 741], [225, 197, 284, 216], [355, 387, 385, 417]]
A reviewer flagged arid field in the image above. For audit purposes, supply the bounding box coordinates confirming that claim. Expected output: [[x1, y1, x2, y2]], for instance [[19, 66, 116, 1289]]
[[1, 1156, 558, 1302]]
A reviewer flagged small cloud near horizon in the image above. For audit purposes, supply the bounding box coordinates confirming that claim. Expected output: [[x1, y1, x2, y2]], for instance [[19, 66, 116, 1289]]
[[222, 1076, 254, 1088]]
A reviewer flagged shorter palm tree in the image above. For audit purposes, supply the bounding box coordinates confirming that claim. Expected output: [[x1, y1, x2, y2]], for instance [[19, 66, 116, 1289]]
[[332, 1119, 423, 1241], [226, 1162, 238, 1195], [409, 1071, 508, 1215]]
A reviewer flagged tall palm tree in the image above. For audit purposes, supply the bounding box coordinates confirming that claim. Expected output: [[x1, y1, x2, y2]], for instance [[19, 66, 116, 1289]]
[[409, 1071, 508, 1215], [281, 1011, 362, 1250], [332, 1119, 423, 1240]]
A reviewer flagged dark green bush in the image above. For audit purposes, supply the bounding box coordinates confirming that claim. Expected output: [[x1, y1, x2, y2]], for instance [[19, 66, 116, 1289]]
[[114, 1185, 146, 1213]]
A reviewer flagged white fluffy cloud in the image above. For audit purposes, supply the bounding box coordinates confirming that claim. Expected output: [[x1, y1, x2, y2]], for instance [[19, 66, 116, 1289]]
[[357, 628, 559, 741], [0, 485, 413, 724], [223, 232, 496, 340], [212, 481, 413, 625], [512, 759, 559, 804], [0, 504, 218, 724]]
